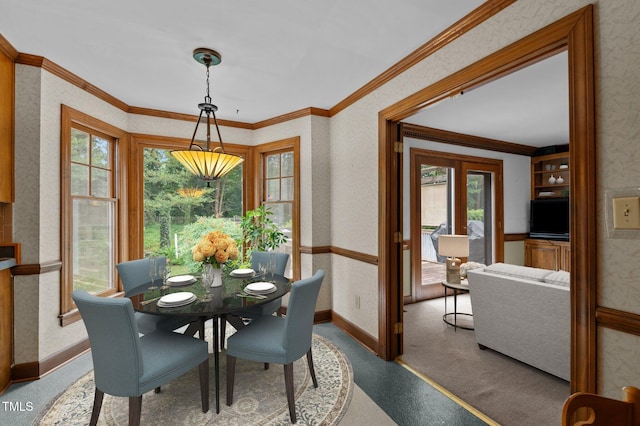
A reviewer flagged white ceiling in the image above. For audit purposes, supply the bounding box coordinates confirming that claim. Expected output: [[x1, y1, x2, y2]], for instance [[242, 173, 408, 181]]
[[0, 0, 567, 147], [407, 51, 569, 147]]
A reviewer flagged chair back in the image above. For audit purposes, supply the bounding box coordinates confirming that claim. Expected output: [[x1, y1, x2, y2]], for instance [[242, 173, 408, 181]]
[[73, 290, 144, 396], [251, 251, 289, 276], [282, 270, 324, 362], [562, 386, 640, 425], [117, 256, 166, 297]]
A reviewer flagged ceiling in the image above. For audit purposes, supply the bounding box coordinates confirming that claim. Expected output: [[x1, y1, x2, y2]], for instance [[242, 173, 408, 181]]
[[407, 51, 568, 147], [0, 0, 567, 147]]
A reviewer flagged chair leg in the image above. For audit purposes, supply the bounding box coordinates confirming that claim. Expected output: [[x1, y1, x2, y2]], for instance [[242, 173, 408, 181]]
[[199, 358, 210, 413], [128, 395, 142, 426], [226, 355, 236, 406], [89, 388, 104, 426], [154, 386, 161, 393], [306, 349, 318, 388], [284, 363, 296, 423], [264, 362, 269, 370]]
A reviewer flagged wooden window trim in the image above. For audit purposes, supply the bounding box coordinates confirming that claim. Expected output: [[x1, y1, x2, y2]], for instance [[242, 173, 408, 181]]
[[127, 133, 252, 259], [59, 105, 128, 326], [251, 137, 300, 281]]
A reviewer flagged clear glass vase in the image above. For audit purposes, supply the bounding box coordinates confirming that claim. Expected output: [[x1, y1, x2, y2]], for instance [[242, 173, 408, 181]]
[[204, 263, 223, 287]]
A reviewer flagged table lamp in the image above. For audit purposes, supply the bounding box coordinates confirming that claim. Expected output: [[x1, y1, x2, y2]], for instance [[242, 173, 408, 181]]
[[438, 235, 469, 284]]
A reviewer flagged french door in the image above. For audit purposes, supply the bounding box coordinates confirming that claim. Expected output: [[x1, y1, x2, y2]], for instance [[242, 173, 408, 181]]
[[410, 148, 503, 302]]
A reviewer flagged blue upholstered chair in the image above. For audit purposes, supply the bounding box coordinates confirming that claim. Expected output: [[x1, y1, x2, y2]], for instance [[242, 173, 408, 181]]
[[250, 251, 290, 316], [116, 257, 192, 334], [225, 269, 324, 424], [72, 290, 209, 426], [220, 251, 290, 348]]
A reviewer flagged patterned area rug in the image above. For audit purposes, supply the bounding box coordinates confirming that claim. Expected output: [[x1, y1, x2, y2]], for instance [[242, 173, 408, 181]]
[[35, 333, 353, 425]]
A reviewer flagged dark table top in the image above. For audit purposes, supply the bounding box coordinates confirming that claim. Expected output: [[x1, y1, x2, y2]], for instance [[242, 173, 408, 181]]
[[132, 272, 291, 317]]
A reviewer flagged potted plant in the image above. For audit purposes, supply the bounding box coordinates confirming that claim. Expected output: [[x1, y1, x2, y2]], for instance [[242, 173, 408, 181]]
[[240, 205, 287, 260]]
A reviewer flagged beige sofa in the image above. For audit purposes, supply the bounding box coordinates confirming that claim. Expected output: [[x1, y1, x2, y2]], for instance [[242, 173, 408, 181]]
[[466, 263, 570, 381]]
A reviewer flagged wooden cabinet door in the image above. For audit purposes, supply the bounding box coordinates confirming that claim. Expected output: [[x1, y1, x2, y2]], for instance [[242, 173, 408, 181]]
[[525, 239, 560, 270], [560, 243, 571, 273]]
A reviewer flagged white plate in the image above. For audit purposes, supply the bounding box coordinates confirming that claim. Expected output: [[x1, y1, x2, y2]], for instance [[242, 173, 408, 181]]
[[245, 282, 277, 294], [231, 268, 255, 277], [167, 275, 196, 285], [157, 295, 197, 308], [159, 292, 194, 305]]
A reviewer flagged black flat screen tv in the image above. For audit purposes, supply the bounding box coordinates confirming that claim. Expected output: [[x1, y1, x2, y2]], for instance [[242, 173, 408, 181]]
[[529, 198, 570, 241]]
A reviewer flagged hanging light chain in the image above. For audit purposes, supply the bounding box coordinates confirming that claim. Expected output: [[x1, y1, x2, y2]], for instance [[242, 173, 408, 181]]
[[204, 61, 212, 105]]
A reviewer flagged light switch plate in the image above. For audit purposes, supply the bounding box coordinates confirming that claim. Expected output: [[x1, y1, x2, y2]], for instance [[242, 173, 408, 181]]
[[612, 196, 640, 229], [606, 188, 640, 238]]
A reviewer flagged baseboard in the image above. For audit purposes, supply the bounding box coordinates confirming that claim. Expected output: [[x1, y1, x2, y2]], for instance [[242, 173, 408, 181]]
[[12, 338, 90, 383], [331, 311, 379, 355]]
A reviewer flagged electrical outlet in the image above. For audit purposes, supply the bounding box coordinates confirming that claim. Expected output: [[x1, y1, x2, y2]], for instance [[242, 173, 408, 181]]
[[612, 196, 640, 229]]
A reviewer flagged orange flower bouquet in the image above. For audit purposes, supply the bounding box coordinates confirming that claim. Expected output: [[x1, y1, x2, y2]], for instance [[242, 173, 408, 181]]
[[192, 230, 239, 288], [192, 230, 239, 268]]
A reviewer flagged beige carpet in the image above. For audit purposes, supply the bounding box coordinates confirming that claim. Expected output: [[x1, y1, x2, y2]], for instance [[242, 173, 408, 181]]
[[35, 334, 353, 425], [401, 294, 569, 426]]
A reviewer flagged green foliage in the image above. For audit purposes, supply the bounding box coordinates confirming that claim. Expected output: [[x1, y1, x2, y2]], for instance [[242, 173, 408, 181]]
[[143, 147, 245, 267], [467, 209, 484, 221], [241, 205, 287, 256], [159, 214, 171, 249]]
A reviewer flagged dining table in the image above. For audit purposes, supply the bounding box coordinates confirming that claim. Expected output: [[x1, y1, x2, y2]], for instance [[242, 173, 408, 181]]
[[132, 270, 291, 414]]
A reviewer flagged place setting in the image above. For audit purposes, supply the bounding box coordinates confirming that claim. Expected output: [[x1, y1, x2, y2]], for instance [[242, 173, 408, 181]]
[[156, 291, 197, 308], [237, 281, 277, 299], [229, 268, 256, 278], [166, 274, 197, 286]]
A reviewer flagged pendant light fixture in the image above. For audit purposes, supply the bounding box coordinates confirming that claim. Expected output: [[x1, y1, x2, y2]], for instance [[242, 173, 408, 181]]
[[171, 48, 244, 186]]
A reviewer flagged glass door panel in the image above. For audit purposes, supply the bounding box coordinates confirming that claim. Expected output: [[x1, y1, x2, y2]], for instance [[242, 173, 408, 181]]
[[419, 164, 450, 290], [411, 151, 500, 302], [466, 171, 492, 265]]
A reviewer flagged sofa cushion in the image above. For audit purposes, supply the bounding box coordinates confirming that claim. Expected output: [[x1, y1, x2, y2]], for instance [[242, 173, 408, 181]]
[[484, 262, 552, 282], [543, 270, 570, 287]]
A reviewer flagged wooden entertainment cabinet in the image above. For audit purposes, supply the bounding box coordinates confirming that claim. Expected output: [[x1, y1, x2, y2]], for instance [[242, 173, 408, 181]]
[[525, 149, 570, 272], [524, 238, 570, 272]]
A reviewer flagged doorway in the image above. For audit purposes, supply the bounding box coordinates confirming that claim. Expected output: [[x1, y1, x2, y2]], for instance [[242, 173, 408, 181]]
[[378, 6, 596, 394], [410, 148, 501, 303]]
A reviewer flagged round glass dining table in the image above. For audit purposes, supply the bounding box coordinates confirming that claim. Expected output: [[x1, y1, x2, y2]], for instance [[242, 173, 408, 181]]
[[132, 271, 291, 414]]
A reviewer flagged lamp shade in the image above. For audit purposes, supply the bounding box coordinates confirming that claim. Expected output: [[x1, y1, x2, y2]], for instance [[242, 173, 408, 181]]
[[438, 235, 469, 257], [171, 149, 244, 183]]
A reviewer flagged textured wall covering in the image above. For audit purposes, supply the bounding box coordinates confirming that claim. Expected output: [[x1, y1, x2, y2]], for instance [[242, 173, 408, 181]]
[[327, 0, 640, 397], [127, 113, 254, 146], [13, 64, 128, 362], [253, 115, 332, 310], [598, 328, 640, 398], [11, 0, 640, 399]]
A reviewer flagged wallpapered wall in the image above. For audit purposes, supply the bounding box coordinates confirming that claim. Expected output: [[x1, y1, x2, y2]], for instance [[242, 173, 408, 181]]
[[12, 67, 332, 362], [328, 0, 640, 397], [11, 0, 640, 397]]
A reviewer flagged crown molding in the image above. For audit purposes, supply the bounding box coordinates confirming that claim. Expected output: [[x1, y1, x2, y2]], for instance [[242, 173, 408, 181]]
[[16, 53, 130, 111], [402, 123, 538, 156], [6, 0, 514, 128], [252, 107, 330, 129], [127, 106, 255, 130], [329, 0, 516, 117], [0, 34, 18, 60]]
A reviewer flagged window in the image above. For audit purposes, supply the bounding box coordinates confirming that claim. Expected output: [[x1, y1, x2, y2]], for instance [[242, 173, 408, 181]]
[[142, 145, 244, 275], [258, 139, 300, 280], [60, 106, 126, 325]]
